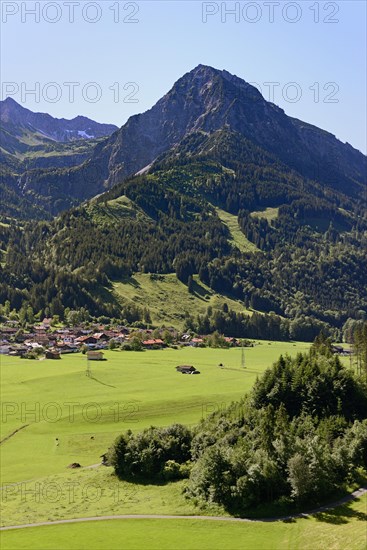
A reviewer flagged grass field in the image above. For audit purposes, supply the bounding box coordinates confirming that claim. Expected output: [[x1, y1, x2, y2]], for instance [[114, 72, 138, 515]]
[[1, 343, 310, 483], [2, 341, 364, 549], [1, 495, 366, 550], [113, 273, 254, 327], [251, 207, 279, 222], [216, 208, 259, 253], [85, 196, 147, 227]]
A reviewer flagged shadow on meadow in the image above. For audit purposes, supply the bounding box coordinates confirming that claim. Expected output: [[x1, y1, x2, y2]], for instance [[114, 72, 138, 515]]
[[126, 276, 141, 288], [190, 279, 209, 301], [313, 498, 367, 525]]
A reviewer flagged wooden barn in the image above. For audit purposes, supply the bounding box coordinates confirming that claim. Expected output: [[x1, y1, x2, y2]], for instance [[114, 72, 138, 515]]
[[45, 350, 61, 360], [176, 365, 200, 374], [87, 351, 105, 361]]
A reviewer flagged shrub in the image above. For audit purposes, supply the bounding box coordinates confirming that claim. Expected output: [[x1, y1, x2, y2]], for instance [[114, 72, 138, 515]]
[[108, 424, 192, 481]]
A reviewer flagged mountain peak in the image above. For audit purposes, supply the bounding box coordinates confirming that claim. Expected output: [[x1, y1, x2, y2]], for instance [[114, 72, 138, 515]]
[[2, 96, 21, 106], [0, 98, 118, 142], [90, 64, 365, 194], [0, 97, 31, 124], [189, 63, 221, 75], [183, 64, 255, 87], [187, 64, 240, 80], [169, 64, 264, 109], [5, 66, 365, 217]]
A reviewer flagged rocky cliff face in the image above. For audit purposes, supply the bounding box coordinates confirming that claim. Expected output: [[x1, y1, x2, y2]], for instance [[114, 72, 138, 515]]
[[88, 65, 365, 197], [2, 66, 366, 217]]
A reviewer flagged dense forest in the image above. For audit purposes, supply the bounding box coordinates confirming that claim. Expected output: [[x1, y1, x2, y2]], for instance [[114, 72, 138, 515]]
[[108, 339, 367, 514], [1, 130, 366, 340]]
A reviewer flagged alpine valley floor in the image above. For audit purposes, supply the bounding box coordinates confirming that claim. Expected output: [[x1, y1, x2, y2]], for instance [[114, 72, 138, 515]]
[[1, 343, 365, 550]]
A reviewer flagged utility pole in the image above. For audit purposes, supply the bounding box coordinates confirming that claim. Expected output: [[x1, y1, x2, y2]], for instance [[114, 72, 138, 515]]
[[241, 343, 246, 369], [86, 356, 91, 378]]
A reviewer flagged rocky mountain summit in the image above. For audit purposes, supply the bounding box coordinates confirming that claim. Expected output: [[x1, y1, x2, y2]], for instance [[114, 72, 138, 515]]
[[88, 64, 365, 195], [1, 65, 366, 217]]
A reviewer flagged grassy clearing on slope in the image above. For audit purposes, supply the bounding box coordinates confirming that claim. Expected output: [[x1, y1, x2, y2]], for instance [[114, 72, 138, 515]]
[[1, 495, 366, 550], [251, 207, 279, 222], [85, 196, 148, 227], [113, 273, 252, 328], [216, 208, 259, 253]]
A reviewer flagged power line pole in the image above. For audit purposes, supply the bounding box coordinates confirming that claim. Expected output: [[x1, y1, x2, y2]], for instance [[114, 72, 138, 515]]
[[86, 356, 91, 378], [241, 343, 246, 369]]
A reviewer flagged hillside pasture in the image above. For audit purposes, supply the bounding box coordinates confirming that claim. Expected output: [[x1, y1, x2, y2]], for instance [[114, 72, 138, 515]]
[[1, 343, 309, 484], [113, 273, 254, 328]]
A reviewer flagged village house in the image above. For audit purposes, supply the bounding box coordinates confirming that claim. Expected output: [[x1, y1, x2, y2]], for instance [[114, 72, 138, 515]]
[[75, 335, 98, 345], [0, 344, 12, 355], [117, 326, 130, 335], [93, 332, 110, 342], [224, 337, 240, 347], [14, 332, 32, 343], [55, 342, 79, 354], [142, 338, 165, 349], [91, 333, 110, 349], [69, 327, 92, 338], [332, 345, 353, 356], [45, 350, 61, 360], [190, 337, 204, 347], [0, 326, 17, 340], [104, 330, 120, 339], [8, 345, 29, 357], [108, 332, 127, 344], [33, 326, 50, 346], [55, 329, 78, 344]]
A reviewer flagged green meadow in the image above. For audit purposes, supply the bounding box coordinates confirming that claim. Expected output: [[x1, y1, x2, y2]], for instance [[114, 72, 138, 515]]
[[251, 207, 279, 222], [215, 208, 259, 253], [1, 343, 309, 484], [1, 495, 366, 550], [113, 273, 254, 328], [2, 341, 364, 550]]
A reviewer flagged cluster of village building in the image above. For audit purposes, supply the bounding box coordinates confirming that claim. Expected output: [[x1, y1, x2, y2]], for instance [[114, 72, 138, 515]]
[[0, 318, 242, 360]]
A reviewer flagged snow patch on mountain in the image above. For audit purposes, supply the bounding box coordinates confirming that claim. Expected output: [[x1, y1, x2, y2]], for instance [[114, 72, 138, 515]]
[[78, 130, 94, 139]]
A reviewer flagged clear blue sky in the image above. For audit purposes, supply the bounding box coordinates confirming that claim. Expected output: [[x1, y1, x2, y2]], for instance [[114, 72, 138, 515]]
[[1, 0, 366, 153]]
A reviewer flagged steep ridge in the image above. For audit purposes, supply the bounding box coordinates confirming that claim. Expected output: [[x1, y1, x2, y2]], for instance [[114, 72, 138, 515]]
[[0, 97, 118, 145]]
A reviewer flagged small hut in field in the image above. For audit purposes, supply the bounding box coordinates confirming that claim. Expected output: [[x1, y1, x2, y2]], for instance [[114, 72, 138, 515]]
[[176, 365, 200, 374], [87, 350, 105, 361], [45, 350, 61, 360]]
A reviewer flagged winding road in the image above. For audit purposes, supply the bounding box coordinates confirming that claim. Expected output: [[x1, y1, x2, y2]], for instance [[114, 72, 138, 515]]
[[1, 487, 366, 531]]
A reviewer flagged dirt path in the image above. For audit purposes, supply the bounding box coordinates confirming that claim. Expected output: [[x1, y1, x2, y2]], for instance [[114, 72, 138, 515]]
[[1, 486, 366, 531], [0, 424, 29, 445], [81, 463, 101, 469]]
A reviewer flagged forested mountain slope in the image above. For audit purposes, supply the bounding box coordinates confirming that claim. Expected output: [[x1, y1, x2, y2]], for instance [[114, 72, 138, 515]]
[[2, 65, 365, 217], [0, 66, 366, 338], [1, 134, 366, 337]]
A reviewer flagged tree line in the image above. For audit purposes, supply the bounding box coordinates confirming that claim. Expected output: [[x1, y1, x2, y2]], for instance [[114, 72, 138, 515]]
[[108, 343, 367, 514], [0, 136, 366, 335]]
